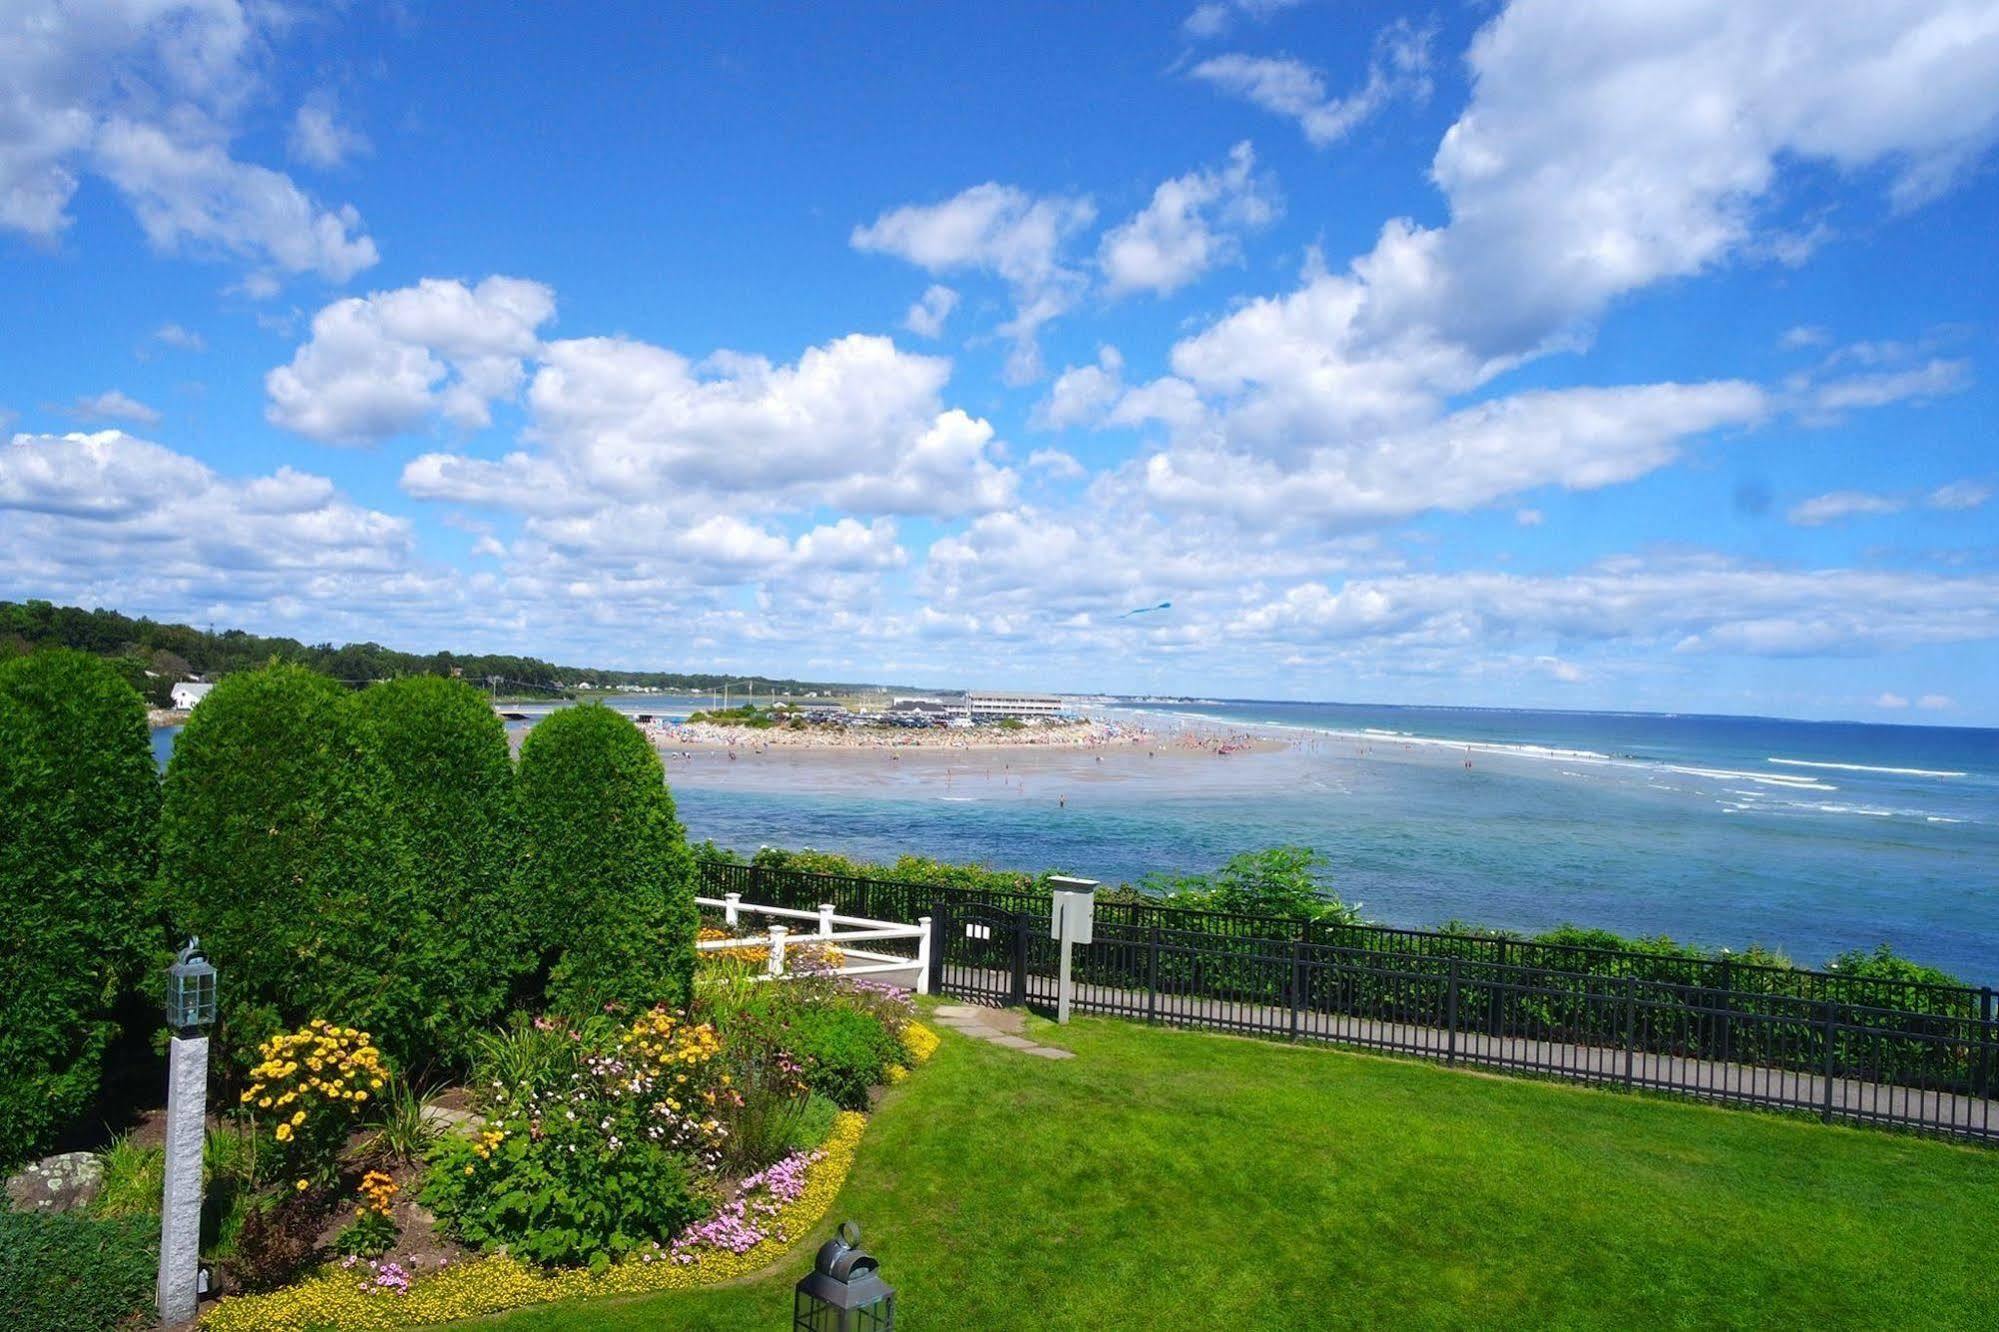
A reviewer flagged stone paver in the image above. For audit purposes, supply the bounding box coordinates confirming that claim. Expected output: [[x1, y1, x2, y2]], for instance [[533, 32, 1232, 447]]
[[929, 1003, 1074, 1060]]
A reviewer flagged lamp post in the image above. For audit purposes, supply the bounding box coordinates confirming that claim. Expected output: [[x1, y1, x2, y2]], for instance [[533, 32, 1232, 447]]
[[793, 1220, 895, 1331], [158, 938, 217, 1325]]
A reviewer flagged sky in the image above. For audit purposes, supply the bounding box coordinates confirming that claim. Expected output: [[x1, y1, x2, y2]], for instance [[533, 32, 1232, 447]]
[[2, 1, 1997, 723]]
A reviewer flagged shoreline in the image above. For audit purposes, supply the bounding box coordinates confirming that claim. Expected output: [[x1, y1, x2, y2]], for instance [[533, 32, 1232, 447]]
[[644, 715, 1278, 757]]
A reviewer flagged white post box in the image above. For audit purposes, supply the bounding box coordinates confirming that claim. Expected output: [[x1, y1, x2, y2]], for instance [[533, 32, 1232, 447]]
[[1047, 875, 1098, 1023]]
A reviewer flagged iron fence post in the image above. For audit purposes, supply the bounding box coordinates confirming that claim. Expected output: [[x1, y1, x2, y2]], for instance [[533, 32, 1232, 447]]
[[928, 900, 949, 996], [1489, 938, 1506, 1036], [1446, 956, 1460, 1066], [1011, 910, 1029, 1008], [1821, 998, 1838, 1123], [1146, 926, 1160, 1024], [1290, 938, 1304, 1039], [1979, 988, 1995, 1101], [1623, 977, 1637, 1088]]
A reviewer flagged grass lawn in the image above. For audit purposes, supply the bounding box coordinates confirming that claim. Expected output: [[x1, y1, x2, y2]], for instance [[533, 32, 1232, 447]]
[[463, 1008, 1999, 1330]]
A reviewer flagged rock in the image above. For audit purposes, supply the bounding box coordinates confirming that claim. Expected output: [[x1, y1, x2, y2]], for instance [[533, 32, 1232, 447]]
[[5, 1151, 104, 1213]]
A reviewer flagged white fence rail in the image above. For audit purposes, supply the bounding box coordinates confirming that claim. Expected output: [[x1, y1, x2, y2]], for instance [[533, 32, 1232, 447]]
[[695, 893, 931, 993]]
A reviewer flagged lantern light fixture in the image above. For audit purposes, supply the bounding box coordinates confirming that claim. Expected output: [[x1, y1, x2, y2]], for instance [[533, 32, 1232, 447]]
[[166, 937, 217, 1035], [793, 1220, 895, 1331]]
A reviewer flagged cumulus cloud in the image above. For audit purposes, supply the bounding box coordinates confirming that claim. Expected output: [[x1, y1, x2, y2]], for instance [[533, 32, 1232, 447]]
[[0, 2, 377, 281], [149, 322, 206, 353], [1183, 0, 1305, 40], [1026, 449, 1086, 480], [68, 389, 163, 426], [1033, 347, 1125, 431], [902, 284, 958, 339], [1099, 141, 1279, 297], [1875, 692, 1911, 709], [1191, 20, 1433, 147], [1144, 381, 1769, 527], [1928, 480, 1991, 511], [265, 276, 558, 443], [852, 183, 1095, 383]]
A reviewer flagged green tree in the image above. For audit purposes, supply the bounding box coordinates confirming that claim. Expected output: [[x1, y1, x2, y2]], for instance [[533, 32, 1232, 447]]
[[0, 650, 159, 1165], [157, 664, 420, 1067], [516, 704, 696, 1013], [1142, 846, 1360, 922], [354, 676, 525, 1068]]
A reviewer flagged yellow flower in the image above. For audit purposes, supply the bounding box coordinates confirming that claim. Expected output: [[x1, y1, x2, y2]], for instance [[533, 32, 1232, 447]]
[[274, 1123, 293, 1142], [289, 1109, 307, 1127], [294, 1178, 309, 1192]]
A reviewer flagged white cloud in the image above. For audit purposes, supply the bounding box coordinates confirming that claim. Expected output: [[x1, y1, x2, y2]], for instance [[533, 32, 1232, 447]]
[[1928, 480, 1991, 511], [266, 276, 558, 443], [903, 284, 959, 339], [1515, 508, 1543, 527], [288, 91, 369, 170], [1183, 0, 1305, 40], [0, 2, 378, 281], [1033, 347, 1124, 430], [93, 117, 378, 282], [852, 183, 1095, 383], [1026, 449, 1086, 481], [68, 389, 163, 426], [1779, 325, 1831, 350], [0, 431, 418, 610], [1804, 359, 1970, 415], [1876, 692, 1911, 709], [1788, 490, 1906, 526], [1145, 381, 1769, 527], [151, 322, 206, 352], [1918, 693, 1955, 710], [1099, 141, 1279, 297], [1191, 20, 1433, 147]]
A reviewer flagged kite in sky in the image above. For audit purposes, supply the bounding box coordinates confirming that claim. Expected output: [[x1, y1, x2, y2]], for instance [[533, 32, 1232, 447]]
[[1118, 601, 1172, 618]]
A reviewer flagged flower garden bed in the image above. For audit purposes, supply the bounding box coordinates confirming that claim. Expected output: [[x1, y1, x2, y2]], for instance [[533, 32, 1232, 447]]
[[195, 961, 937, 1330]]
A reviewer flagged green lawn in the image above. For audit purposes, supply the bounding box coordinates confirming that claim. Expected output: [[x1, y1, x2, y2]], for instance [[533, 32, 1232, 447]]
[[465, 1009, 1999, 1330]]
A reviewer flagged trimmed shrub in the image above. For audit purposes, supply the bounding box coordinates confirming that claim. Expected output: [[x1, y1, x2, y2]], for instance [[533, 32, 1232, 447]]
[[157, 663, 419, 1067], [515, 704, 696, 1014], [0, 1210, 159, 1332], [355, 676, 525, 1067], [0, 649, 158, 1166]]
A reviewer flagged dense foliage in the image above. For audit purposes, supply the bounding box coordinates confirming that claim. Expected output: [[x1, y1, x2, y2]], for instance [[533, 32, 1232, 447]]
[[1132, 845, 1361, 921], [0, 597, 899, 698], [516, 705, 698, 1014], [0, 1209, 160, 1332], [356, 676, 526, 1065], [158, 663, 421, 1065], [0, 649, 159, 1165], [782, 1004, 907, 1110]]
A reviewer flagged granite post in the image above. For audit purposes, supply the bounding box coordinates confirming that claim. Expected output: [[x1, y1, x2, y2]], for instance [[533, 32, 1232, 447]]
[[156, 1032, 209, 1324]]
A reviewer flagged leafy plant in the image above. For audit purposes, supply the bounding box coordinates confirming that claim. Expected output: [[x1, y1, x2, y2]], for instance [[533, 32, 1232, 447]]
[[714, 1012, 811, 1169], [468, 1011, 612, 1107], [515, 704, 698, 1014], [334, 1170, 401, 1258], [238, 1019, 392, 1187], [783, 1092, 842, 1154], [422, 1008, 726, 1270], [91, 1133, 166, 1220], [0, 1209, 159, 1332], [362, 1075, 441, 1166], [0, 649, 158, 1167], [228, 1185, 330, 1292], [783, 1004, 904, 1110]]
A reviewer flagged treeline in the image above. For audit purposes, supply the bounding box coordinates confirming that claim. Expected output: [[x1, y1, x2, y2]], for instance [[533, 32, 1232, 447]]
[[0, 650, 700, 1170], [0, 599, 900, 707]]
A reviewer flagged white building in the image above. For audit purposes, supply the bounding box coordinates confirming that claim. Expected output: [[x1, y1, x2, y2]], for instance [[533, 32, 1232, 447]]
[[965, 691, 1065, 720], [170, 681, 214, 710]]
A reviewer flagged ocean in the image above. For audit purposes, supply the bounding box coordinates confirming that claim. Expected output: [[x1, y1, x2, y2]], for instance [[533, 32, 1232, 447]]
[[151, 698, 1999, 983]]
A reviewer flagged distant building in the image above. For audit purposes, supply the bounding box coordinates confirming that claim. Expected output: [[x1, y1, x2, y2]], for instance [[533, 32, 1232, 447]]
[[889, 696, 959, 716], [170, 681, 214, 710], [965, 691, 1065, 720]]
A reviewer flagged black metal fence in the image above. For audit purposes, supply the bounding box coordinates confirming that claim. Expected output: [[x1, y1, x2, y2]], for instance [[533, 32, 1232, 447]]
[[697, 860, 1999, 1141]]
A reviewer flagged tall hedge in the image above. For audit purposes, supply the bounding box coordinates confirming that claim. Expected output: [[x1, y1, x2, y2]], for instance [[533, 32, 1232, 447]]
[[516, 704, 696, 1013], [354, 676, 524, 1067], [158, 664, 420, 1066], [0, 650, 158, 1166]]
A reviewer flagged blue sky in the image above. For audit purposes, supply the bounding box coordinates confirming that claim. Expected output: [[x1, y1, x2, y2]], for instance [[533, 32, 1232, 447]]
[[2, 1, 1997, 722]]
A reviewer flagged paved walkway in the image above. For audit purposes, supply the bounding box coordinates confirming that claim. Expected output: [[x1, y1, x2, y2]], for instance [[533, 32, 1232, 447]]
[[932, 1003, 1075, 1060]]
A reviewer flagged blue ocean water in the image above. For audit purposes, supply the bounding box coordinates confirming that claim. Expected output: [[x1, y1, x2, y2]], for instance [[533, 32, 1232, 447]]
[[152, 698, 1999, 982]]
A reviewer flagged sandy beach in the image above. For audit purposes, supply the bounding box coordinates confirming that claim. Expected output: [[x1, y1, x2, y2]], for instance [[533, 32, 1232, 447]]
[[643, 714, 1279, 758]]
